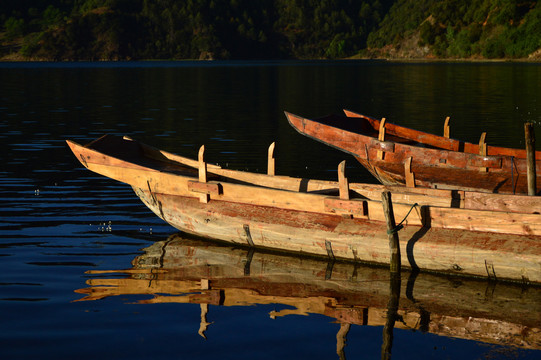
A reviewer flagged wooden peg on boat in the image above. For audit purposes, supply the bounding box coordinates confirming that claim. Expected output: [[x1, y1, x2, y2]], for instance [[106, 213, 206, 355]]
[[198, 145, 210, 203], [525, 122, 537, 196], [338, 160, 350, 200], [267, 142, 275, 176], [198, 145, 207, 182], [377, 118, 387, 160], [443, 116, 450, 138], [479, 132, 487, 172], [405, 157, 415, 188]]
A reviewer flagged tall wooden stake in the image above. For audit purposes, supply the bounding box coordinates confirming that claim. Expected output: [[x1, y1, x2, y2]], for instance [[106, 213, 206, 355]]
[[381, 191, 401, 359], [381, 191, 401, 273], [525, 123, 537, 196]]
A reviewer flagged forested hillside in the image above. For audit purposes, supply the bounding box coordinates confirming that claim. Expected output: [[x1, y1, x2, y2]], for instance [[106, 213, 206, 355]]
[[1, 0, 539, 61], [367, 0, 541, 59]]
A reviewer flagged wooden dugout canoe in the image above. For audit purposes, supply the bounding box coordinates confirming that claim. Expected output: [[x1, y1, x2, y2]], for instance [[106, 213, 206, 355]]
[[66, 134, 541, 283], [285, 110, 541, 195], [76, 235, 541, 350]]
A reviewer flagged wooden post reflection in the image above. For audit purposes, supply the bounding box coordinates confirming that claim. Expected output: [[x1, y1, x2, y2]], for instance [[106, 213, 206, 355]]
[[336, 323, 351, 360], [198, 278, 212, 339], [198, 303, 211, 339], [381, 269, 401, 359]]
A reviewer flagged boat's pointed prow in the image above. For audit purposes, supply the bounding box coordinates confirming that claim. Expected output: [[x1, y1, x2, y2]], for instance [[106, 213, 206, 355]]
[[343, 109, 359, 117], [283, 111, 296, 124], [65, 139, 80, 149], [284, 111, 306, 133], [65, 139, 89, 168]]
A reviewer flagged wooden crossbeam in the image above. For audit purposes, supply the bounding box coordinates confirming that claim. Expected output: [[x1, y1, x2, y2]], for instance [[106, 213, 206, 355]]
[[188, 181, 222, 195], [323, 198, 368, 218]]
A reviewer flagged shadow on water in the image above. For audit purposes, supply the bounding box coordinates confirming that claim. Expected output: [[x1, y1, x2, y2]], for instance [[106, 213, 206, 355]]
[[75, 233, 541, 359]]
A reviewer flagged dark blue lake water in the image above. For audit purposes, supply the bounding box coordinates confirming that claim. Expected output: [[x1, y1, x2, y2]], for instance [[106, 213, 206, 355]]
[[1, 61, 540, 359]]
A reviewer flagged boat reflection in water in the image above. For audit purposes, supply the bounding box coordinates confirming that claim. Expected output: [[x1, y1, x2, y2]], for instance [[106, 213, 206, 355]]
[[75, 234, 541, 357]]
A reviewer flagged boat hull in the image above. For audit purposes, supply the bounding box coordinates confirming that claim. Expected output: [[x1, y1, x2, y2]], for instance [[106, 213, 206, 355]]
[[356, 156, 527, 193], [286, 111, 541, 195], [65, 135, 541, 284], [133, 187, 541, 284]]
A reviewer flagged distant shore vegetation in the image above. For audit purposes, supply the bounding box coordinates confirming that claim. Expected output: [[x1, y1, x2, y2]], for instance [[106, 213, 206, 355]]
[[1, 0, 540, 61]]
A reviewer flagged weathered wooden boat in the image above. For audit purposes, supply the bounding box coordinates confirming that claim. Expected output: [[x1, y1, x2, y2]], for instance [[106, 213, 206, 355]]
[[66, 135, 541, 283], [76, 235, 541, 351], [285, 110, 541, 195]]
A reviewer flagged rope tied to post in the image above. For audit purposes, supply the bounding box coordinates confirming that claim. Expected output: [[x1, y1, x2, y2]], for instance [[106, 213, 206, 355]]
[[387, 202, 419, 234]]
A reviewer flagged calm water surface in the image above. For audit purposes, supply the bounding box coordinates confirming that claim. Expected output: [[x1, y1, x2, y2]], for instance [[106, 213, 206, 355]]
[[1, 61, 540, 359]]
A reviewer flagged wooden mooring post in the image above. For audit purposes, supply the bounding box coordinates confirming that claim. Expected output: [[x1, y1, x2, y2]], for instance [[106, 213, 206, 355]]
[[381, 191, 401, 273], [525, 122, 537, 196], [381, 191, 401, 360]]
